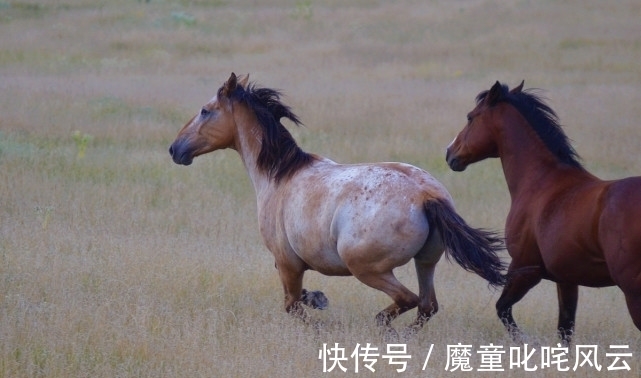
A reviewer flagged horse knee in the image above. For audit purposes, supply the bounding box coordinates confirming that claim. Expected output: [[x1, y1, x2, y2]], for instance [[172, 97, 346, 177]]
[[398, 294, 420, 313], [495, 267, 542, 321]]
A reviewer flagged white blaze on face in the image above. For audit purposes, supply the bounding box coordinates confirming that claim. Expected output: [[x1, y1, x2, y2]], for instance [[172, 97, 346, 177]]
[[447, 135, 458, 150], [187, 95, 216, 130]]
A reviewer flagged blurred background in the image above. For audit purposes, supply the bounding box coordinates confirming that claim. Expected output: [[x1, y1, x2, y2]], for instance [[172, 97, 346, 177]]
[[1, 1, 639, 376]]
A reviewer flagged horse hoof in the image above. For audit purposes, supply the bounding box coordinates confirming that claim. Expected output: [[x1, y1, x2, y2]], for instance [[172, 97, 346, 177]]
[[400, 325, 421, 340], [380, 326, 400, 343], [301, 289, 329, 310], [509, 329, 534, 345], [311, 318, 327, 330]]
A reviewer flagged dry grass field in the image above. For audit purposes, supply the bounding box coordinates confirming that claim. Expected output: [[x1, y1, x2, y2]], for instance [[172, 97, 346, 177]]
[[1, 0, 640, 377]]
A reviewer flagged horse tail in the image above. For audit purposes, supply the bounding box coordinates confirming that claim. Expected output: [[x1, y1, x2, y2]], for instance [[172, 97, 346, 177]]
[[424, 198, 506, 287]]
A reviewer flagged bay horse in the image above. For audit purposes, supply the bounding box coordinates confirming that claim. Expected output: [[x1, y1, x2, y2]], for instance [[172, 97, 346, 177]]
[[170, 72, 506, 333], [446, 81, 641, 343]]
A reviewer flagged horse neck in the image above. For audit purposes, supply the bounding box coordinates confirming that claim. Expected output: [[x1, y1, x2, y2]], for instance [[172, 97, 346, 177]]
[[231, 106, 273, 197], [497, 109, 579, 199]]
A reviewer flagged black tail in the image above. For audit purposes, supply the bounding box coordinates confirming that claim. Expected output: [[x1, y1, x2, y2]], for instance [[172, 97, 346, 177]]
[[425, 198, 506, 287]]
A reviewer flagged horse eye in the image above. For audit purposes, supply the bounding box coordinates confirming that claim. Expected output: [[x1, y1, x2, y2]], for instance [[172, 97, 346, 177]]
[[200, 108, 210, 117], [467, 115, 472, 122]]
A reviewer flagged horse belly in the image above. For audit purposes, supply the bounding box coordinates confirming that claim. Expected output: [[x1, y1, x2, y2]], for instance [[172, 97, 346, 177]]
[[279, 162, 439, 275], [539, 231, 614, 286], [544, 253, 614, 287], [280, 204, 353, 276], [302, 248, 352, 276], [285, 200, 428, 276]]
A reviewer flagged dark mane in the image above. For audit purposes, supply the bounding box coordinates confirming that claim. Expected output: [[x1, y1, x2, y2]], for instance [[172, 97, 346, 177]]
[[477, 84, 583, 169], [230, 83, 313, 182]]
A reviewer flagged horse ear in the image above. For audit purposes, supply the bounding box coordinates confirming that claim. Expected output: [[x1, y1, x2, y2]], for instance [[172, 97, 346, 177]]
[[220, 72, 238, 97], [486, 81, 503, 106], [237, 74, 249, 89], [511, 80, 525, 94]]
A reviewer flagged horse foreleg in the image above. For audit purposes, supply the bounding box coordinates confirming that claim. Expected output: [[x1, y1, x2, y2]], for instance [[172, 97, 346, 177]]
[[496, 265, 542, 341], [276, 262, 308, 321], [556, 283, 578, 345], [275, 262, 328, 311]]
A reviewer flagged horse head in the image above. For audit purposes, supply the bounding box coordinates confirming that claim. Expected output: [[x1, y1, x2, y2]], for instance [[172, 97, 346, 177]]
[[169, 72, 249, 165], [446, 81, 524, 171]]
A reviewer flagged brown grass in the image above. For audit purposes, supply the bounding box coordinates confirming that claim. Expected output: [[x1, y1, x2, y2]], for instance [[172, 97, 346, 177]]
[[1, 0, 640, 377]]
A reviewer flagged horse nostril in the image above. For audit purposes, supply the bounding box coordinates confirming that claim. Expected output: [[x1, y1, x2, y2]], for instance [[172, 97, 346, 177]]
[[447, 156, 466, 172], [445, 149, 461, 171], [445, 148, 453, 163], [169, 145, 174, 157]]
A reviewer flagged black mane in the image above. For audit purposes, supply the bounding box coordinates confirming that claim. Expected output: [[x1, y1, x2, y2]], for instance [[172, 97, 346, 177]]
[[230, 83, 313, 182], [477, 84, 583, 169]]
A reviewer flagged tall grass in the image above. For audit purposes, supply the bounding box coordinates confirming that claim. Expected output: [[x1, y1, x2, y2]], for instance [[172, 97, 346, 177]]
[[1, 0, 640, 376]]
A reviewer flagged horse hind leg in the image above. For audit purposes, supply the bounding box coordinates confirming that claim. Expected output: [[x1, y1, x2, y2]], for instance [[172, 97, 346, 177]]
[[407, 259, 439, 334], [352, 270, 419, 331], [408, 225, 445, 333]]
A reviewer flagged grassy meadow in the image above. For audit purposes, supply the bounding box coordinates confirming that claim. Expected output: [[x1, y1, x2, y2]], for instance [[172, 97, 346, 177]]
[[1, 0, 640, 376]]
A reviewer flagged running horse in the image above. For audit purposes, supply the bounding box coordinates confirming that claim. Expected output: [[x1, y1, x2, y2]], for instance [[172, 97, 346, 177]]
[[446, 81, 641, 343], [170, 73, 506, 333]]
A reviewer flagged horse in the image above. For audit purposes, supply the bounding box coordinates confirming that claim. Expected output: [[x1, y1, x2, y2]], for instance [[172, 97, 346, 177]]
[[169, 72, 506, 334], [446, 81, 641, 344]]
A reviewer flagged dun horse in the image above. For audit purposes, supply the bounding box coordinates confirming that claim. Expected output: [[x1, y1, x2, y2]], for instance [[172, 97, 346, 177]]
[[170, 73, 505, 333], [446, 81, 641, 343]]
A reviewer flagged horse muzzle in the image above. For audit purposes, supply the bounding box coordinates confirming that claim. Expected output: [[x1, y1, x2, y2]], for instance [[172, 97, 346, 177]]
[[169, 140, 194, 166], [445, 148, 467, 172]]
